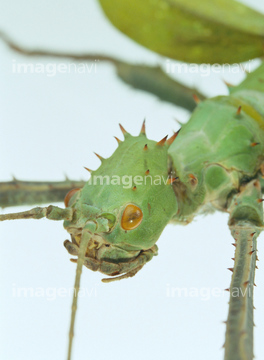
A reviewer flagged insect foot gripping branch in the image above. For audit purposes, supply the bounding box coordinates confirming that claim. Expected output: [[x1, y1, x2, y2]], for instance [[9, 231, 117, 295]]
[[63, 121, 179, 282]]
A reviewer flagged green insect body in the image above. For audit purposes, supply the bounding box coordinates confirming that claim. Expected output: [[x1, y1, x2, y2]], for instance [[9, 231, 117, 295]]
[[63, 130, 178, 281], [62, 72, 264, 283], [2, 57, 264, 360], [167, 62, 264, 225], [169, 90, 264, 224], [6, 64, 263, 284]]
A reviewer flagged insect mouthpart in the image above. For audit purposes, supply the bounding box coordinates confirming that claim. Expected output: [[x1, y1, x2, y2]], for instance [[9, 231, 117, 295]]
[[64, 234, 158, 282]]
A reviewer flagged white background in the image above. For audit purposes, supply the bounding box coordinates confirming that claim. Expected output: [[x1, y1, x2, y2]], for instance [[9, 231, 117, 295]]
[[1, 1, 264, 359]]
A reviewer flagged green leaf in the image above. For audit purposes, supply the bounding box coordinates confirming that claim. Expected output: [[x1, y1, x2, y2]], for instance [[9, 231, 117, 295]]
[[98, 0, 264, 64]]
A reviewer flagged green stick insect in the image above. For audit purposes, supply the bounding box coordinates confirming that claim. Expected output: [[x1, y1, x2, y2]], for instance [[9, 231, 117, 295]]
[[1, 1, 264, 360]]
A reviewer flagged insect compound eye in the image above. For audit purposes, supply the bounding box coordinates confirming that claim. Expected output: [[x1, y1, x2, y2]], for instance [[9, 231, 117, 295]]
[[121, 204, 143, 230], [64, 188, 80, 208]]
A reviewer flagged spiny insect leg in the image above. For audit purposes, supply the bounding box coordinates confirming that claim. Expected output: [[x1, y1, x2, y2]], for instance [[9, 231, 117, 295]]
[[224, 180, 263, 360]]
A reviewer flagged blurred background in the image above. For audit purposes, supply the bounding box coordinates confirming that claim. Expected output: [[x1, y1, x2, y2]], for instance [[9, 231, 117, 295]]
[[1, 1, 264, 359]]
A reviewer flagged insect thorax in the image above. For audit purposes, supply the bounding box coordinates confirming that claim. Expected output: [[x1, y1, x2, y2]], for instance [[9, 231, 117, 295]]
[[169, 91, 264, 223]]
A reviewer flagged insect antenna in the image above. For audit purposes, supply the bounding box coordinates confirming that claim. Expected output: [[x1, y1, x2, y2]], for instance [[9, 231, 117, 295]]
[[67, 217, 109, 360], [67, 223, 97, 360]]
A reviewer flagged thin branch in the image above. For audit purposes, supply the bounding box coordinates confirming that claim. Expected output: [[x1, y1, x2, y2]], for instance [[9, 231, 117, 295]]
[[0, 30, 206, 111], [0, 31, 121, 65]]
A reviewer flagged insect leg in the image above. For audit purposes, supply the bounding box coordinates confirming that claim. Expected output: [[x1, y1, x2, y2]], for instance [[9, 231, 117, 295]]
[[224, 180, 263, 360], [0, 205, 73, 222]]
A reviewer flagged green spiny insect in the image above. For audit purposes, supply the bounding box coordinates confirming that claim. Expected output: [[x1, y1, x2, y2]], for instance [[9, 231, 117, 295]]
[[2, 0, 264, 359], [2, 59, 264, 360]]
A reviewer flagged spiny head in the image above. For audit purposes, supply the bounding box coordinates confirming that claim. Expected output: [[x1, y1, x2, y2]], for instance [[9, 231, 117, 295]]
[[63, 121, 178, 280]]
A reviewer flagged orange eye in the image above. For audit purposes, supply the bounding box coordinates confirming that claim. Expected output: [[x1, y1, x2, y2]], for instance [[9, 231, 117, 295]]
[[121, 204, 143, 230], [64, 188, 80, 208]]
